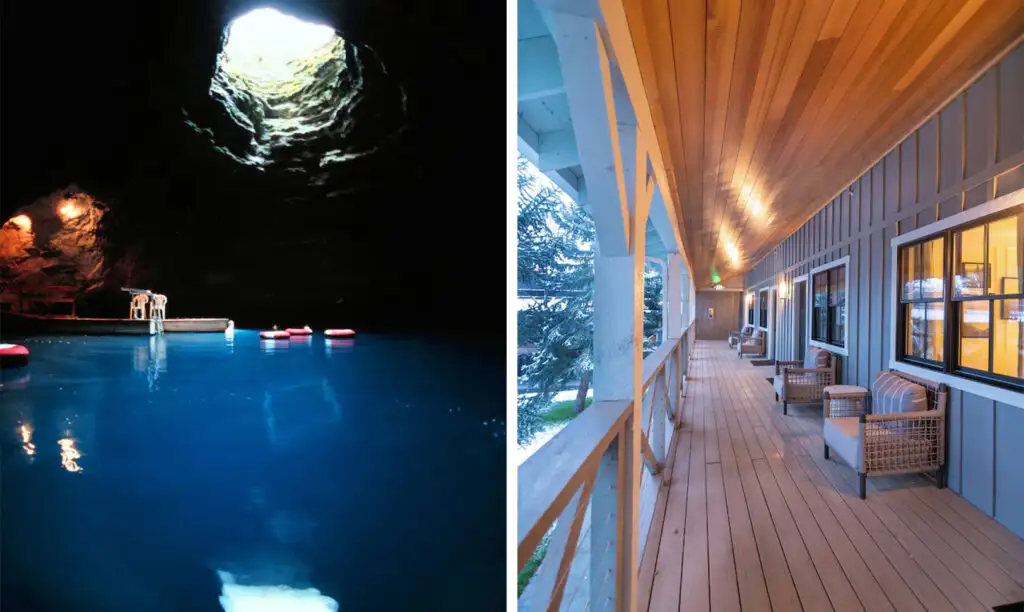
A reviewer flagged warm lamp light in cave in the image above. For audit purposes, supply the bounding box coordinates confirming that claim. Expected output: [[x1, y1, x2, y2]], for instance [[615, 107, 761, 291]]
[[8, 214, 32, 231], [58, 201, 81, 221]]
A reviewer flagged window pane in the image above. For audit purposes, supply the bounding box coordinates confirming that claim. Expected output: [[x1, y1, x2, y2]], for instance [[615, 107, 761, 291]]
[[902, 244, 920, 301], [989, 215, 1020, 296], [830, 265, 846, 346], [959, 300, 990, 371], [759, 291, 768, 327], [925, 302, 944, 362], [907, 305, 926, 359], [813, 273, 827, 341], [994, 299, 1023, 379], [922, 237, 945, 299], [955, 225, 986, 298]]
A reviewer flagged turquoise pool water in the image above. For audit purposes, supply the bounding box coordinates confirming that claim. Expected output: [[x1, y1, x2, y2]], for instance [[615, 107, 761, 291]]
[[0, 331, 504, 611]]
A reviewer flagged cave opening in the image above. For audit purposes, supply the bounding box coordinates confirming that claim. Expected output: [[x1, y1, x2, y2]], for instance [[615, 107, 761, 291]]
[[211, 7, 348, 166]]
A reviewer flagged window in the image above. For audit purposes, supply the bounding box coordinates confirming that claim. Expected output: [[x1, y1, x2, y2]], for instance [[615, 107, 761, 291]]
[[951, 210, 1023, 382], [747, 295, 755, 326], [810, 258, 848, 350], [899, 236, 946, 364], [895, 206, 1023, 390], [758, 289, 768, 328]]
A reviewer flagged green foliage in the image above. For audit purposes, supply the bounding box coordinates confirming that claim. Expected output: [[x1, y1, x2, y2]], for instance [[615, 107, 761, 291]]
[[516, 157, 663, 445]]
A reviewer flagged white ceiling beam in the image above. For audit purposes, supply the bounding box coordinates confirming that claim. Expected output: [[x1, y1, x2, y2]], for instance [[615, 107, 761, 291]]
[[518, 37, 565, 101], [648, 184, 679, 253]]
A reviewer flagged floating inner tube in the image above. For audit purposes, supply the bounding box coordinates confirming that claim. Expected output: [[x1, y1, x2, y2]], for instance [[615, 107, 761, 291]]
[[259, 330, 291, 340], [285, 328, 312, 335], [0, 344, 30, 369], [324, 329, 355, 338]]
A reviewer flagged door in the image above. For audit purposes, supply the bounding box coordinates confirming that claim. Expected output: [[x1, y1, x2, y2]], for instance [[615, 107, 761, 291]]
[[794, 280, 807, 361], [695, 291, 742, 340]]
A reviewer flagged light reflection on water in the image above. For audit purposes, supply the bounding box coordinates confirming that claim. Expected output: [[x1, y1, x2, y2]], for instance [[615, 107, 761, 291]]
[[0, 331, 504, 610], [57, 437, 83, 473]]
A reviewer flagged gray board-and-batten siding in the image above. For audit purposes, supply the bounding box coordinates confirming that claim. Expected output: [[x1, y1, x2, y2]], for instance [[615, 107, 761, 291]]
[[744, 44, 1024, 537]]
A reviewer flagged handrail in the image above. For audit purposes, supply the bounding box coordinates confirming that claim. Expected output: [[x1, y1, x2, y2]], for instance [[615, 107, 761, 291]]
[[518, 323, 696, 610], [518, 398, 631, 569]]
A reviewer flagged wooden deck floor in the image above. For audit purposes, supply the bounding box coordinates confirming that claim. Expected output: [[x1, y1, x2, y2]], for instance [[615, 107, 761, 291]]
[[640, 341, 1024, 612]]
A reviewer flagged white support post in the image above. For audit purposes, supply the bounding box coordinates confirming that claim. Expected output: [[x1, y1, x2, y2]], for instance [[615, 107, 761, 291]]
[[590, 72, 648, 612], [665, 253, 683, 339]]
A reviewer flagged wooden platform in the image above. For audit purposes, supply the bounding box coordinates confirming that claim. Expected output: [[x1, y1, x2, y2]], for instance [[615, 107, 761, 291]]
[[1, 313, 230, 335], [162, 318, 230, 333], [1, 312, 155, 335], [640, 341, 1024, 612]]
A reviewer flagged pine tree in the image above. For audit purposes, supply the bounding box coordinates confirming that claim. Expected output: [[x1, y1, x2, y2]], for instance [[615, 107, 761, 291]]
[[517, 157, 663, 445]]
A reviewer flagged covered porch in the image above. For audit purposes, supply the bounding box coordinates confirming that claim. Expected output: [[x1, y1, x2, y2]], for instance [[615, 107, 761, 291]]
[[517, 0, 1024, 609], [640, 342, 1024, 612]]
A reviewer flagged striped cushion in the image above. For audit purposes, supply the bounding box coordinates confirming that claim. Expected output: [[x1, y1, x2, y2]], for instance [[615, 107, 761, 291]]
[[872, 372, 928, 415], [803, 347, 831, 370], [751, 328, 764, 340]]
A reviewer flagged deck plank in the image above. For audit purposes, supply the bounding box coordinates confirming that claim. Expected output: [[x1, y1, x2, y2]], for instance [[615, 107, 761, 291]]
[[679, 363, 711, 612], [640, 341, 1024, 612]]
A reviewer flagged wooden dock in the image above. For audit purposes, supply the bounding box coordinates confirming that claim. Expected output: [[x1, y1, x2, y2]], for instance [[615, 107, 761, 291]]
[[162, 318, 230, 333], [1, 313, 229, 335]]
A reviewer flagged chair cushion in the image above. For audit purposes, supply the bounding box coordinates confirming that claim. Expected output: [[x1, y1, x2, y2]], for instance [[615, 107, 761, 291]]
[[742, 325, 753, 335], [871, 372, 928, 415], [824, 417, 861, 471], [751, 328, 763, 339], [773, 375, 784, 396], [804, 346, 832, 370]]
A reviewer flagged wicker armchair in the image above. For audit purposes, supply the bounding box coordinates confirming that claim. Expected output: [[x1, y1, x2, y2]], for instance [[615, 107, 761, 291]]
[[824, 370, 948, 499], [773, 347, 837, 414], [737, 328, 765, 357], [728, 325, 754, 348]]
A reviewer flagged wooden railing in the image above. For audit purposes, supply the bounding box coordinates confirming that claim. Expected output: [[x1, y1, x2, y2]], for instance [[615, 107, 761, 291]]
[[518, 322, 695, 611]]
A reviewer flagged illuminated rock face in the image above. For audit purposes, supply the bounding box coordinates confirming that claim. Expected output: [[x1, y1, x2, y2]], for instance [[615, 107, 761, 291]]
[[0, 187, 107, 305], [187, 8, 406, 173]]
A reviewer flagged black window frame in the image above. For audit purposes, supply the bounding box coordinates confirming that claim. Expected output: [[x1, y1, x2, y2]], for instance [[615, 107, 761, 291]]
[[758, 288, 769, 329], [810, 261, 847, 349], [895, 206, 1024, 392], [897, 235, 947, 369]]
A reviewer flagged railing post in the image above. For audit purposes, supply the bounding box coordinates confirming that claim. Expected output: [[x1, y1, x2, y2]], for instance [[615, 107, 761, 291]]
[[591, 433, 620, 612], [651, 368, 666, 462]]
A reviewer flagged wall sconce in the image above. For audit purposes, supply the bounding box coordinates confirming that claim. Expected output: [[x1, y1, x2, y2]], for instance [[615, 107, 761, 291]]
[[745, 292, 754, 305], [778, 280, 789, 300]]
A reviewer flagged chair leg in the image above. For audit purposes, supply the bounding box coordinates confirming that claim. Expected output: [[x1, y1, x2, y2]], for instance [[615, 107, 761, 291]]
[[937, 466, 946, 489], [782, 402, 788, 415], [775, 392, 779, 401], [824, 443, 830, 460], [858, 473, 866, 499]]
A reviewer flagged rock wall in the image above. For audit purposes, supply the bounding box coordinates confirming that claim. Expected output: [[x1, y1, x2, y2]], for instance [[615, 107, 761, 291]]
[[0, 187, 106, 308]]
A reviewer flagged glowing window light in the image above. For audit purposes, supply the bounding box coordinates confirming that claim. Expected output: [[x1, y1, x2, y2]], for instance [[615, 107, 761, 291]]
[[222, 8, 338, 84], [7, 214, 32, 231], [58, 200, 82, 221], [58, 438, 83, 473]]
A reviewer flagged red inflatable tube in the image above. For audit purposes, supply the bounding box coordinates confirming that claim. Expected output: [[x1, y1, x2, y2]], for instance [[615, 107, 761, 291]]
[[324, 329, 355, 338], [285, 327, 312, 335], [0, 344, 30, 369], [259, 330, 291, 340]]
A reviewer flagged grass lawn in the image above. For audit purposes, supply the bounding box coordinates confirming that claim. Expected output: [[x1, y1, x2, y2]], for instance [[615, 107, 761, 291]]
[[518, 535, 549, 596], [542, 397, 592, 424]]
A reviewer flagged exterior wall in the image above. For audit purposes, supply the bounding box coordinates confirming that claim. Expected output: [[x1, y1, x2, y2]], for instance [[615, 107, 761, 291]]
[[744, 44, 1024, 535], [694, 290, 742, 340]]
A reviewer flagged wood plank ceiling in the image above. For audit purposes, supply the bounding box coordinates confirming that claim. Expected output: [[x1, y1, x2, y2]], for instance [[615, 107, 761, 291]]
[[622, 0, 1024, 287]]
